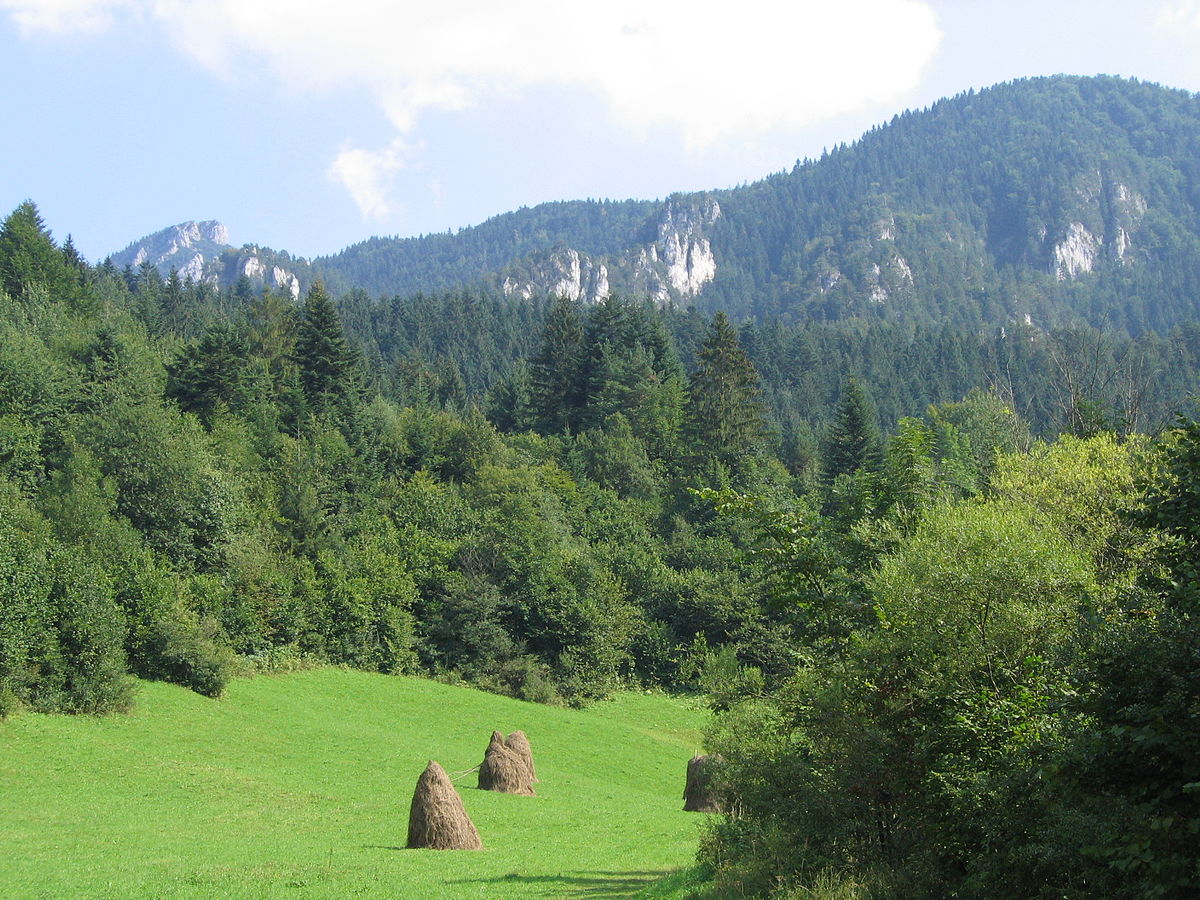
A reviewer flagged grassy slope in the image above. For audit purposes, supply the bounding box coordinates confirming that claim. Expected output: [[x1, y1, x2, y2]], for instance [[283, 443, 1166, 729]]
[[0, 669, 709, 899]]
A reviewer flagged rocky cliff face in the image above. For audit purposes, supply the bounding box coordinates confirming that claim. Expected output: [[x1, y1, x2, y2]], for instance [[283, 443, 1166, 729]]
[[1053, 221, 1102, 280], [122, 220, 229, 271], [632, 198, 720, 303], [110, 221, 304, 299], [235, 250, 301, 299], [497, 198, 720, 306], [1049, 175, 1146, 281], [502, 248, 610, 303]]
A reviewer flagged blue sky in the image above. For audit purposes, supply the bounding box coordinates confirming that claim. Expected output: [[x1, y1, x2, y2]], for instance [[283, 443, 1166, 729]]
[[3, 0, 1200, 263]]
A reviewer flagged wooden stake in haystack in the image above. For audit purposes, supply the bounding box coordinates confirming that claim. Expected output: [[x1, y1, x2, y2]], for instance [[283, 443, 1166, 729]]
[[504, 730, 537, 784], [478, 730, 536, 795], [682, 754, 722, 813], [407, 760, 483, 850]]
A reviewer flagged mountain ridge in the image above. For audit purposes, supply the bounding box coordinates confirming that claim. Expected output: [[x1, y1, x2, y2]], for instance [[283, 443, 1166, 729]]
[[112, 75, 1200, 334], [109, 220, 308, 300]]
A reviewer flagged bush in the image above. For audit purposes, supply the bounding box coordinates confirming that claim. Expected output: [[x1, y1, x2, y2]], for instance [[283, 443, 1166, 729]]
[[0, 684, 18, 718], [46, 550, 133, 713], [142, 612, 234, 698], [474, 655, 562, 705], [698, 645, 765, 711], [0, 506, 131, 714]]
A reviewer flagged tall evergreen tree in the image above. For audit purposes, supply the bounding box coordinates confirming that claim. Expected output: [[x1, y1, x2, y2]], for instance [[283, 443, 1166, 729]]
[[247, 286, 299, 381], [528, 295, 583, 433], [165, 323, 254, 423], [573, 297, 631, 420], [61, 235, 87, 275], [159, 267, 185, 336], [822, 376, 883, 483], [683, 311, 766, 469], [293, 280, 359, 411], [434, 354, 467, 412], [0, 200, 79, 301], [485, 361, 533, 432], [129, 260, 162, 329]]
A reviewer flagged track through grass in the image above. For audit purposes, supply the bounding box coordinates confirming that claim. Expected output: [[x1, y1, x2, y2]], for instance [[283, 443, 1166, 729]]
[[0, 669, 709, 898]]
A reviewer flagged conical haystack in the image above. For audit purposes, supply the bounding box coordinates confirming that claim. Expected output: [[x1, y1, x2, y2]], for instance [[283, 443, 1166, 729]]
[[478, 730, 535, 795], [504, 730, 538, 783], [683, 754, 722, 813], [407, 760, 483, 850]]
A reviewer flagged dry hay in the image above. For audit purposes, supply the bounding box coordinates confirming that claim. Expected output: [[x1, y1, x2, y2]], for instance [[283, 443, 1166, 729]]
[[504, 730, 537, 783], [478, 730, 536, 795], [407, 760, 483, 850], [682, 754, 722, 813]]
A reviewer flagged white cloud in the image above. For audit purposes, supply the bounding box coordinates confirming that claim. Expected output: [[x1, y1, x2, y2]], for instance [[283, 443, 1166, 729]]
[[155, 0, 942, 145], [326, 138, 412, 221], [1156, 1, 1200, 28], [4, 0, 942, 214], [0, 0, 133, 33], [6, 0, 941, 140]]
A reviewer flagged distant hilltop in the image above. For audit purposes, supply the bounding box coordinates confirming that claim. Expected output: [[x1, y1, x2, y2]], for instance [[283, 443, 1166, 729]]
[[308, 75, 1200, 332], [109, 220, 308, 300]]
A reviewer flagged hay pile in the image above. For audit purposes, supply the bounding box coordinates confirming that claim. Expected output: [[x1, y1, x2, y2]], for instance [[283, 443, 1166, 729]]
[[682, 754, 722, 813], [407, 760, 483, 850], [504, 730, 537, 784], [478, 730, 536, 795]]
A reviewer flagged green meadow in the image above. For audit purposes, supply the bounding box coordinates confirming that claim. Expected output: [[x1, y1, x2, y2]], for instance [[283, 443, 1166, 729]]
[[0, 669, 710, 899]]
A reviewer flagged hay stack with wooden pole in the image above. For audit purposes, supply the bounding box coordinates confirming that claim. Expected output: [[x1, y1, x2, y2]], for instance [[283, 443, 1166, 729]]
[[682, 754, 722, 813], [504, 730, 537, 784], [407, 760, 483, 850], [478, 730, 536, 795]]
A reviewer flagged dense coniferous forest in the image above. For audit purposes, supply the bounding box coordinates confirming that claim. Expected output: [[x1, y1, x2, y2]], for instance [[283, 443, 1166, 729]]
[[6, 73, 1200, 900], [315, 76, 1200, 338], [696, 75, 1200, 329]]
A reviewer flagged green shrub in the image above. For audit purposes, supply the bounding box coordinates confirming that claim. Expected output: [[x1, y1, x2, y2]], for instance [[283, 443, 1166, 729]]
[[142, 612, 234, 698], [46, 550, 132, 713], [475, 654, 561, 705]]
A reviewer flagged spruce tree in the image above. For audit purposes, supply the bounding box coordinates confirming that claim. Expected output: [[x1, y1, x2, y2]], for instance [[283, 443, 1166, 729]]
[[434, 354, 467, 412], [294, 280, 359, 412], [822, 377, 883, 483], [684, 311, 766, 468], [159, 267, 186, 335], [528, 294, 583, 433], [166, 324, 253, 422], [574, 296, 630, 426], [0, 200, 79, 301], [61, 235, 87, 274]]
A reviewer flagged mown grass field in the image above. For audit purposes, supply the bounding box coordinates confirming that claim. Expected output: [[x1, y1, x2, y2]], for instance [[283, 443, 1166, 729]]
[[0, 668, 710, 899]]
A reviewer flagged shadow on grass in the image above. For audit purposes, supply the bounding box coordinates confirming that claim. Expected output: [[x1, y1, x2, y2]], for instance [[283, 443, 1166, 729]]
[[447, 869, 671, 898]]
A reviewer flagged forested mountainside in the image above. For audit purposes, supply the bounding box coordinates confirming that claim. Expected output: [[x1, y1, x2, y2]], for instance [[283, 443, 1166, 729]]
[[700, 74, 1200, 328], [312, 75, 1200, 333], [317, 198, 661, 300], [113, 76, 1200, 335]]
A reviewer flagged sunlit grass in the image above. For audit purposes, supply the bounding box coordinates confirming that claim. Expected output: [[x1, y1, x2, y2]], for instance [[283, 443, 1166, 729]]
[[0, 668, 710, 898]]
